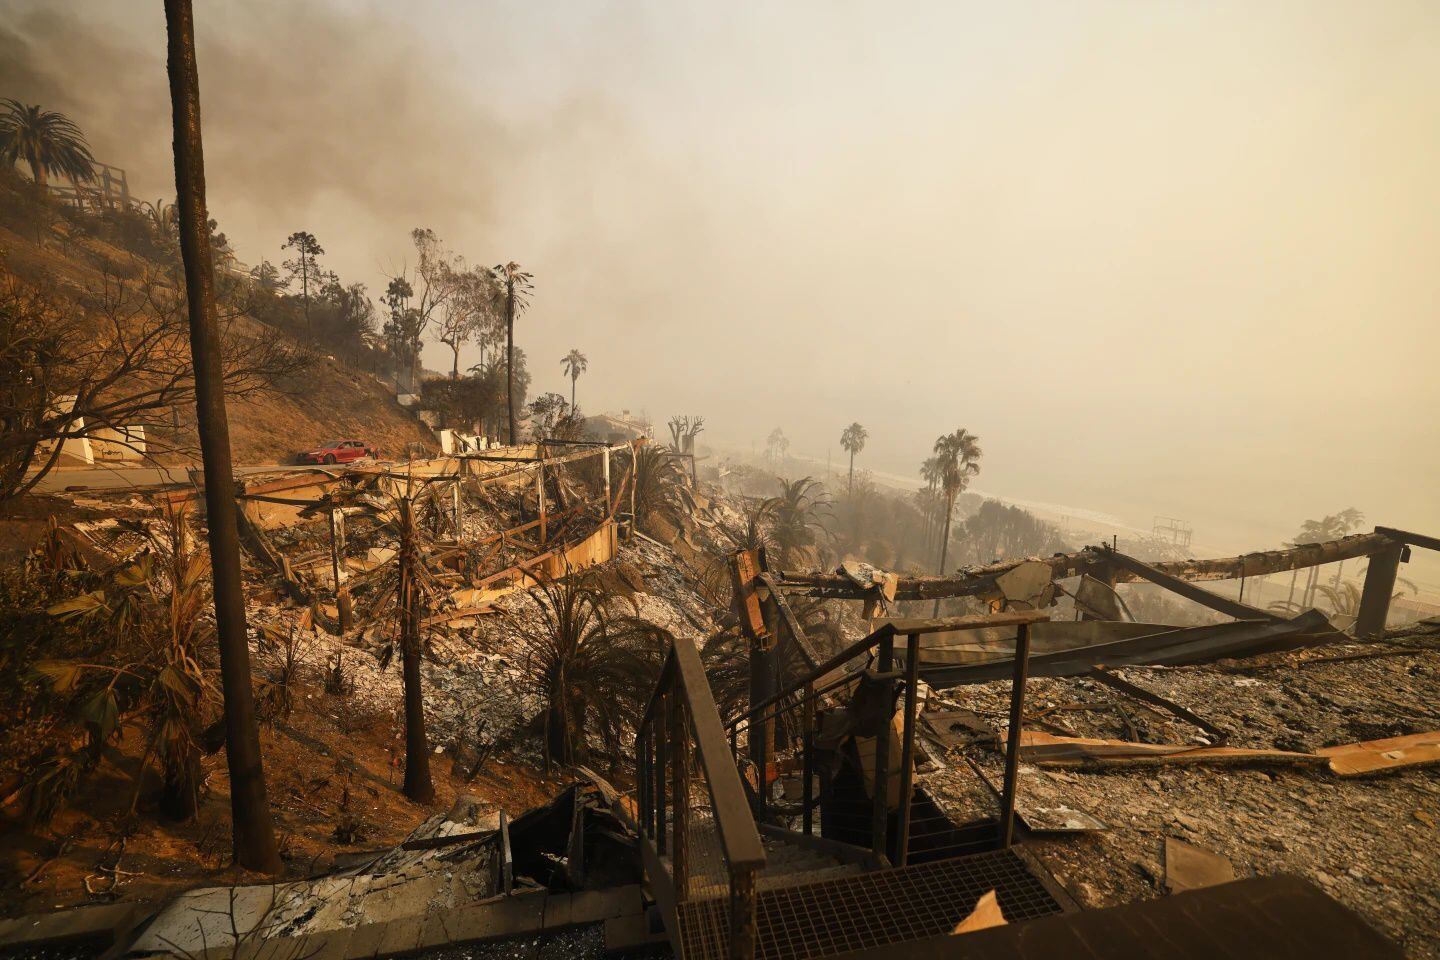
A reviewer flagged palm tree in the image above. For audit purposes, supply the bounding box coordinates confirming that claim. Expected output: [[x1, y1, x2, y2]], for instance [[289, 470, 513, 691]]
[[561, 349, 588, 410], [163, 0, 280, 872], [632, 444, 694, 534], [0, 99, 96, 193], [1287, 508, 1366, 605], [770, 476, 832, 569], [509, 567, 659, 768], [340, 479, 449, 802], [932, 429, 982, 582], [493, 262, 533, 444], [839, 422, 868, 495], [919, 455, 942, 551]]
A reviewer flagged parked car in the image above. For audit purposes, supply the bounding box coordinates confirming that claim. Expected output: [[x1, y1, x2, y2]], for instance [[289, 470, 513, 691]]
[[296, 439, 377, 465]]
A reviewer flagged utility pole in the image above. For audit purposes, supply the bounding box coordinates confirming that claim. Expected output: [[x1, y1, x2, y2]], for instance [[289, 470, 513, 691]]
[[164, 0, 281, 872]]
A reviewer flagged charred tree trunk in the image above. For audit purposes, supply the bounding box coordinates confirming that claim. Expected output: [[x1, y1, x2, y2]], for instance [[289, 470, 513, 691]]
[[398, 498, 435, 803], [164, 0, 281, 873], [933, 493, 956, 616], [160, 746, 202, 821], [505, 278, 517, 445]]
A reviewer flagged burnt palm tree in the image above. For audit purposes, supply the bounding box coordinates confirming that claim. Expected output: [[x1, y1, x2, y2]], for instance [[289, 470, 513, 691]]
[[493, 262, 533, 444], [632, 444, 694, 533], [770, 476, 831, 569], [561, 349, 587, 410], [341, 480, 449, 802], [510, 567, 658, 768], [0, 99, 96, 192], [164, 0, 281, 871], [839, 422, 867, 495]]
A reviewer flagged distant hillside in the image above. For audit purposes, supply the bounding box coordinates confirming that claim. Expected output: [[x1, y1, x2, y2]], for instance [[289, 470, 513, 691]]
[[0, 173, 434, 466]]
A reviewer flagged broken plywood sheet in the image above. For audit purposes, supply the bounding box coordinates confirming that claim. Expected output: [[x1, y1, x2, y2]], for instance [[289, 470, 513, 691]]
[[1018, 730, 1324, 769], [1317, 731, 1440, 778], [1163, 836, 1236, 894], [994, 560, 1053, 609]]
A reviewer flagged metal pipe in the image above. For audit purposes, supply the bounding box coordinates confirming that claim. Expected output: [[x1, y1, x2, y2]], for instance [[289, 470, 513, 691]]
[[999, 622, 1033, 849], [870, 632, 894, 861], [671, 694, 689, 901], [894, 633, 922, 865], [655, 693, 668, 854]]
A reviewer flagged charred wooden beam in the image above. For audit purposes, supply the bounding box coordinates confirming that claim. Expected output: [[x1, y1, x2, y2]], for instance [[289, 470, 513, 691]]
[[772, 532, 1396, 600], [1375, 526, 1440, 555], [1356, 541, 1405, 638], [1101, 549, 1280, 622]]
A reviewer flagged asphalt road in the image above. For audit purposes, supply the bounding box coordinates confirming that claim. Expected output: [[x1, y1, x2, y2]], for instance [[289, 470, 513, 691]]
[[31, 463, 293, 493]]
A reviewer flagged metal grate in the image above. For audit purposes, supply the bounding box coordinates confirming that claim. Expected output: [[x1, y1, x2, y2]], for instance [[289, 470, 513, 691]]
[[677, 847, 1063, 960]]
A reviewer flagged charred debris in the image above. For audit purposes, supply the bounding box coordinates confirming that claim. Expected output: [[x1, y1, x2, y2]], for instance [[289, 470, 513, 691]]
[[2, 448, 1438, 960]]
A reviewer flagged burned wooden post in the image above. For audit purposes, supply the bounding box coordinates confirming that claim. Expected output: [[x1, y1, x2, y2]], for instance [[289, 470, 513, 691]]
[[602, 447, 612, 514], [870, 630, 894, 861], [729, 550, 775, 779], [729, 865, 757, 960], [999, 621, 1033, 848], [894, 632, 922, 866], [452, 479, 464, 539], [497, 809, 513, 895], [328, 508, 352, 632], [1356, 540, 1404, 638], [536, 463, 547, 544]]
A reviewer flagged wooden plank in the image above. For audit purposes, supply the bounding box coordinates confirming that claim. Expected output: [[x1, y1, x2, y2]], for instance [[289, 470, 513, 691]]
[[1355, 542, 1403, 637], [729, 550, 769, 641], [1317, 731, 1440, 777], [671, 636, 767, 871], [759, 572, 819, 668], [1018, 731, 1323, 768]]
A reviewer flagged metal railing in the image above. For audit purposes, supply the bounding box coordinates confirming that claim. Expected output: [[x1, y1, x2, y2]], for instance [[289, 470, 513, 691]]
[[637, 635, 767, 960], [726, 610, 1050, 866]]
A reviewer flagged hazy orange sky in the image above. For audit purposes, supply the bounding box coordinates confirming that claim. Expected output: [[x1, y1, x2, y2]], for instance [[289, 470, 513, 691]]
[[3, 1, 1437, 563]]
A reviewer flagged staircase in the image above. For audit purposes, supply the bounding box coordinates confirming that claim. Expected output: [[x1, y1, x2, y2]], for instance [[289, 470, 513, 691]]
[[632, 629, 1075, 960], [673, 833, 1065, 960]]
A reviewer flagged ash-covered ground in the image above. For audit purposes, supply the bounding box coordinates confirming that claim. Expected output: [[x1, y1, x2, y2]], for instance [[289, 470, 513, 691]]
[[921, 621, 1440, 957]]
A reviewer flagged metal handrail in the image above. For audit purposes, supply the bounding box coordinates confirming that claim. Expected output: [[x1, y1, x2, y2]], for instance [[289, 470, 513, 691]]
[[728, 610, 1049, 737], [637, 635, 767, 960], [726, 608, 1048, 867]]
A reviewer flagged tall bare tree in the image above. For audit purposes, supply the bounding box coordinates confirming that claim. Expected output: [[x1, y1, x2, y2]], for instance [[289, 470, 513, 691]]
[[280, 231, 324, 337], [435, 267, 496, 379], [165, 0, 281, 872]]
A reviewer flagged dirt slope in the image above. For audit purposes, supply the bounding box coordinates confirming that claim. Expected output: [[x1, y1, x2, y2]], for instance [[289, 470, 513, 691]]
[[0, 208, 434, 468]]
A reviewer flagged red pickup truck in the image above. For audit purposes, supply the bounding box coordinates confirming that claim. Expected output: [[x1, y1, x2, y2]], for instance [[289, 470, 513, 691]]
[[296, 439, 378, 465]]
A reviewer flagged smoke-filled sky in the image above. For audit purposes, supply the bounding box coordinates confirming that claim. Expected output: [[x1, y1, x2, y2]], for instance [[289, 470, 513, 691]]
[[3, 0, 1438, 562]]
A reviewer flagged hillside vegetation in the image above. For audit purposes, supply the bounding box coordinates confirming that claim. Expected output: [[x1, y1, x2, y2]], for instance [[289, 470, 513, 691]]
[[0, 169, 433, 469]]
